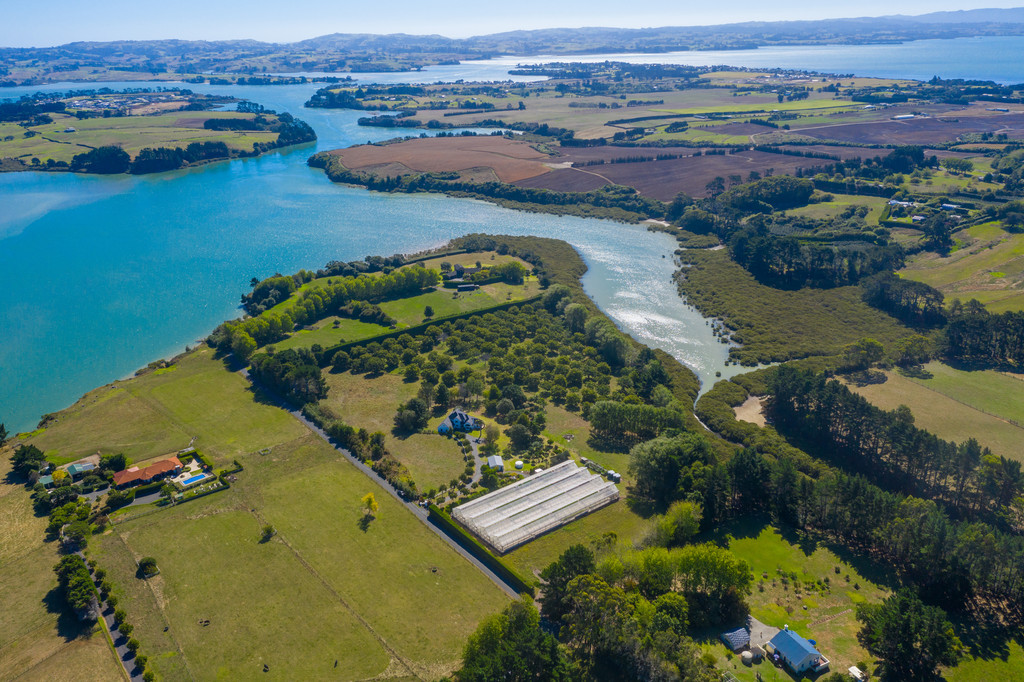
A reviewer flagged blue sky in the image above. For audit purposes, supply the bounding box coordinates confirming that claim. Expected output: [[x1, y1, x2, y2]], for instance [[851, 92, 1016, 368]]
[[4, 0, 1023, 47]]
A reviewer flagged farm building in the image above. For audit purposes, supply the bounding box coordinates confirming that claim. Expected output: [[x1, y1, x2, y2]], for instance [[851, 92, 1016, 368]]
[[451, 460, 619, 553], [438, 409, 483, 435], [486, 455, 504, 472], [767, 626, 829, 675], [720, 627, 750, 652]]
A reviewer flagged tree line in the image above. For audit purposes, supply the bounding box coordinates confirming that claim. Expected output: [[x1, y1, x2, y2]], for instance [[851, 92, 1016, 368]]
[[767, 366, 1023, 520], [627, 428, 1024, 613], [215, 266, 440, 358]]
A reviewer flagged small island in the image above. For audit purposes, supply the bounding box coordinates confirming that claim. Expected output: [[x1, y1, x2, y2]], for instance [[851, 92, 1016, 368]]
[[0, 89, 316, 174]]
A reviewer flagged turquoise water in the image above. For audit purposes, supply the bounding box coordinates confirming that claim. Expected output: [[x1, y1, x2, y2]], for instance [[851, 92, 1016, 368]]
[[0, 85, 735, 433], [2, 36, 1019, 432]]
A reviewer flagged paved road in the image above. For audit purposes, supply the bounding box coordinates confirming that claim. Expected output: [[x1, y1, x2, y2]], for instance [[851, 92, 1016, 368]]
[[78, 551, 143, 681], [82, 486, 164, 508], [241, 370, 520, 600]]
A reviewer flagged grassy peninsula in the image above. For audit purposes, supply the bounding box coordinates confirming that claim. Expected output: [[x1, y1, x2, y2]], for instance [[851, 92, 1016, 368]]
[[1, 90, 315, 173]]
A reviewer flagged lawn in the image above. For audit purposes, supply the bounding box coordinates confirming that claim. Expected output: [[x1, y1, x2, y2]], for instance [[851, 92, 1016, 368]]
[[697, 520, 889, 681], [320, 369, 467, 491], [268, 316, 388, 352], [266, 276, 540, 352], [0, 454, 123, 681], [848, 363, 1024, 462], [26, 347, 306, 467]]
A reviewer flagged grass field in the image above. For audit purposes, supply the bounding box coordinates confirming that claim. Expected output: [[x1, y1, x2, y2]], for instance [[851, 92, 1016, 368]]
[[850, 362, 1024, 461], [900, 222, 1024, 312], [94, 489, 393, 681], [0, 111, 280, 166], [0, 455, 124, 681], [25, 347, 309, 467], [273, 280, 540, 351], [253, 435, 508, 677], [320, 369, 467, 491], [786, 193, 889, 224], [21, 343, 511, 679], [697, 520, 888, 682]]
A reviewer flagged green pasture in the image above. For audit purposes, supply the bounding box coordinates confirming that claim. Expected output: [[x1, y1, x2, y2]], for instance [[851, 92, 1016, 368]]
[[786, 193, 889, 224], [94, 493, 392, 681], [273, 278, 539, 352], [25, 346, 306, 467], [849, 364, 1024, 462], [253, 435, 510, 678], [900, 222, 1024, 311], [273, 316, 389, 352], [1, 111, 280, 165]]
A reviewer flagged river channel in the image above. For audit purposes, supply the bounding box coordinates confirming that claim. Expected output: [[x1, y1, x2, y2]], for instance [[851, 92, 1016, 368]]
[[0, 79, 738, 433]]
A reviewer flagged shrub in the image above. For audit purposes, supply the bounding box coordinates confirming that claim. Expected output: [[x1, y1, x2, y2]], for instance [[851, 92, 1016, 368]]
[[137, 557, 158, 577]]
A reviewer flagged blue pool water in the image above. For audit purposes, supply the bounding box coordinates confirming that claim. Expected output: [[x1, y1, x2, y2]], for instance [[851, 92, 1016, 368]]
[[182, 474, 209, 486]]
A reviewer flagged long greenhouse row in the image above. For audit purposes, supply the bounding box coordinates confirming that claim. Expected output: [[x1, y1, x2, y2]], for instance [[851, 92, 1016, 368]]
[[452, 460, 619, 553]]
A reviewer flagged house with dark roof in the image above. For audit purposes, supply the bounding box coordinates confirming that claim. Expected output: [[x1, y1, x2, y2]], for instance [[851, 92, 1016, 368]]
[[768, 626, 829, 675], [438, 409, 483, 435]]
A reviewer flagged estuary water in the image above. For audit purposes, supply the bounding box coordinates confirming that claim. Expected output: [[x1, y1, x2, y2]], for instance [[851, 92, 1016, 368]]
[[2, 35, 1020, 432], [0, 83, 735, 433]]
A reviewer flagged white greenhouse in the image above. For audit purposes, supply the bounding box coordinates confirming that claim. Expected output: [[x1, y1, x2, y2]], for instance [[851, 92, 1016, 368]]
[[452, 460, 619, 553]]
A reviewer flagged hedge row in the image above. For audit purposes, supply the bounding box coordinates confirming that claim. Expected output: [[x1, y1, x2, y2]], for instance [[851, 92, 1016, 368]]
[[427, 504, 535, 596], [319, 295, 542, 365]]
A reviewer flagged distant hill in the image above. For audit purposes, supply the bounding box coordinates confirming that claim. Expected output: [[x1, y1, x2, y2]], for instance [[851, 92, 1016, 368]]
[[4, 8, 1024, 81]]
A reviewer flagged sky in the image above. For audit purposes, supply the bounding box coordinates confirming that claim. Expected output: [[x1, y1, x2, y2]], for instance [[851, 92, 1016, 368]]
[[3, 0, 1023, 47]]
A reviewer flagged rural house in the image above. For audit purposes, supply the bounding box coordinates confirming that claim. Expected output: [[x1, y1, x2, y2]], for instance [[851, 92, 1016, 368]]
[[438, 409, 483, 435], [113, 456, 183, 489], [767, 626, 829, 675]]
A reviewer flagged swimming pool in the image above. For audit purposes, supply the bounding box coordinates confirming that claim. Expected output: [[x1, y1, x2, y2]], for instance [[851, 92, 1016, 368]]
[[182, 473, 210, 486]]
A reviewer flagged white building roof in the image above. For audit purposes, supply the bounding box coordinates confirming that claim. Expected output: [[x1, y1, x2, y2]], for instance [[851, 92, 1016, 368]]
[[453, 460, 619, 553]]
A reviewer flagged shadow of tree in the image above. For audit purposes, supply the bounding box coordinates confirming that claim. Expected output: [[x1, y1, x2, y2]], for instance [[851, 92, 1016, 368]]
[[41, 587, 90, 643]]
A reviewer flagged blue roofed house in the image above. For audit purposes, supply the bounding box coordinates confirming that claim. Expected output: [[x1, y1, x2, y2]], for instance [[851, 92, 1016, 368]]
[[768, 626, 829, 675]]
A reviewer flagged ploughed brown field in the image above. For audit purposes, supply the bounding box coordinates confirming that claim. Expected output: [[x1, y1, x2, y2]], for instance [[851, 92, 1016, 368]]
[[330, 134, 964, 201], [328, 135, 552, 182], [796, 113, 1024, 145], [516, 150, 840, 200]]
